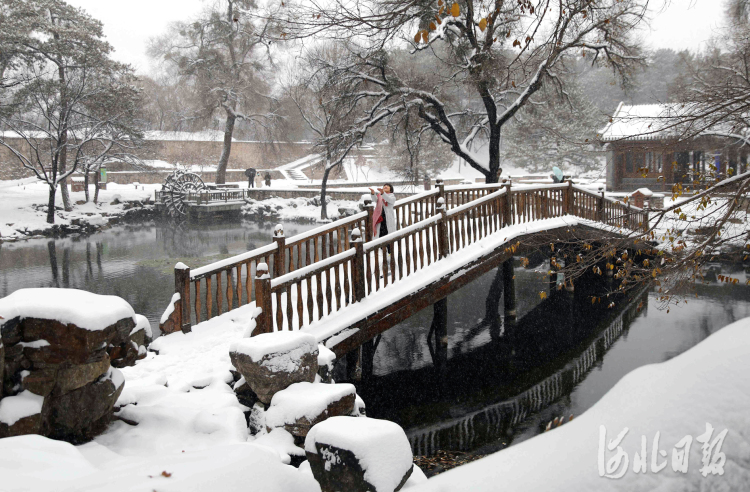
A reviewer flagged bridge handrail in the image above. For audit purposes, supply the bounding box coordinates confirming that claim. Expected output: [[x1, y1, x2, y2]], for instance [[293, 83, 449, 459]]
[[160, 180, 650, 335]]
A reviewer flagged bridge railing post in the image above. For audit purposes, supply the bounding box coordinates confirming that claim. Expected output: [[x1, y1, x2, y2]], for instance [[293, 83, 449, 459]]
[[364, 199, 374, 242], [351, 228, 366, 302], [436, 178, 445, 208], [626, 202, 631, 229], [503, 183, 513, 226], [175, 263, 191, 333], [563, 180, 573, 215], [273, 224, 286, 277], [598, 191, 605, 223], [436, 197, 449, 257], [253, 262, 272, 335]]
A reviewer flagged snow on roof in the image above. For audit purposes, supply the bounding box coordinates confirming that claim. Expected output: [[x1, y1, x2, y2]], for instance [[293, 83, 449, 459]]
[[599, 102, 689, 142]]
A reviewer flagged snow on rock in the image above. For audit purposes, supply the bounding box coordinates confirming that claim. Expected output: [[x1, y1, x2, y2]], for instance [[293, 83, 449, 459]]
[[305, 416, 414, 492], [160, 292, 181, 324], [229, 332, 319, 404], [352, 394, 367, 417], [132, 313, 153, 339], [402, 466, 428, 489], [1, 435, 321, 492], [411, 316, 750, 492], [265, 382, 356, 436], [0, 288, 136, 331], [317, 344, 336, 383], [253, 427, 306, 464], [0, 390, 44, 426]]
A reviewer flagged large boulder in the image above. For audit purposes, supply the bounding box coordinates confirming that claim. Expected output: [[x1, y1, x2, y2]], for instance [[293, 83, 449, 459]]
[[305, 416, 414, 492], [265, 382, 356, 437], [0, 288, 135, 443], [229, 332, 318, 404]]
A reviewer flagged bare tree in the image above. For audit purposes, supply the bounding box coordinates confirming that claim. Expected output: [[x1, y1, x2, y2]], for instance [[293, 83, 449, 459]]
[[150, 0, 280, 184], [286, 44, 360, 219], [0, 0, 143, 222], [279, 0, 649, 183], [501, 84, 605, 174]]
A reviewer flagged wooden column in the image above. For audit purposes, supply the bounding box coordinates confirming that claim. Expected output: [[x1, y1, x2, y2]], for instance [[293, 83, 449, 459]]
[[502, 259, 517, 319], [503, 183, 513, 226], [273, 224, 285, 277], [253, 262, 272, 335], [598, 191, 605, 222], [563, 180, 573, 215], [351, 228, 366, 302], [175, 263, 191, 333], [436, 178, 445, 207], [436, 197, 449, 258]]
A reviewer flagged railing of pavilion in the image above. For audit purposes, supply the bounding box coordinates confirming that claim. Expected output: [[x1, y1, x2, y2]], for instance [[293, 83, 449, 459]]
[[160, 180, 646, 334]]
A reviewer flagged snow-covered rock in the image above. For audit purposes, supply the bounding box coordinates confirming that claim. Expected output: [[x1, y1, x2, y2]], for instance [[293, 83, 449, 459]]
[[0, 288, 136, 332], [317, 344, 336, 383], [265, 382, 356, 437], [305, 416, 414, 492], [0, 288, 135, 442], [229, 332, 319, 403]]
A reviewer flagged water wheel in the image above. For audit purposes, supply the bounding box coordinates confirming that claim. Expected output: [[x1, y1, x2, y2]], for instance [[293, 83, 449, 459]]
[[160, 170, 206, 218]]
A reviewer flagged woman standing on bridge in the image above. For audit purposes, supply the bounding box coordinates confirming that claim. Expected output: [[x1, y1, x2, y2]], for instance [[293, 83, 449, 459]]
[[369, 184, 396, 241]]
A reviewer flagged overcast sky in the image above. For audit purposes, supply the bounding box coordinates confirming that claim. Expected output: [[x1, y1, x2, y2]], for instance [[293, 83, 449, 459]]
[[66, 0, 725, 74]]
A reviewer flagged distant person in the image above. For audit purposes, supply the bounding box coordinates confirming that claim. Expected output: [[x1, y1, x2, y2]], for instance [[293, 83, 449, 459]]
[[369, 184, 397, 244], [550, 166, 564, 184], [245, 168, 257, 188], [264, 173, 271, 187], [255, 174, 263, 188]]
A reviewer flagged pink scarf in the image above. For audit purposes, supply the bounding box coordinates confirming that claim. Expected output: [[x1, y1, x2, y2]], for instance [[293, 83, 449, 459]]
[[372, 193, 385, 237]]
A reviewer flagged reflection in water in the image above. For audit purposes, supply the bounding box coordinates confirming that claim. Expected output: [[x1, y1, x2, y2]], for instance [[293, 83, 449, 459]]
[[0, 220, 318, 330], [355, 261, 750, 458]]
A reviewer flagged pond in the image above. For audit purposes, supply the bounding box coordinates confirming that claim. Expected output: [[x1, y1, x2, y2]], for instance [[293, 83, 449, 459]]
[[351, 260, 750, 468], [2, 220, 748, 469], [0, 220, 319, 330]]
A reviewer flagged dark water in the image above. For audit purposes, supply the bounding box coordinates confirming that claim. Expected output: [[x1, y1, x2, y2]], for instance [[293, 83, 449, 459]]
[[0, 220, 319, 330], [352, 261, 750, 458], [2, 221, 748, 461]]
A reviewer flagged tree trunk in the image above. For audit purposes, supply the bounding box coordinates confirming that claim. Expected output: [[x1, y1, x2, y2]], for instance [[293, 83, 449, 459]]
[[46, 184, 57, 224], [57, 64, 73, 211], [83, 169, 90, 202], [320, 161, 333, 220], [216, 109, 236, 185], [93, 168, 100, 204], [486, 126, 502, 184]]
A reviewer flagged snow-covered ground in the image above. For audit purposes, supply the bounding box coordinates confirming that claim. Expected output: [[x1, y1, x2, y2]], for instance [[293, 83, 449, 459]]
[[3, 301, 749, 490], [0, 178, 157, 242]]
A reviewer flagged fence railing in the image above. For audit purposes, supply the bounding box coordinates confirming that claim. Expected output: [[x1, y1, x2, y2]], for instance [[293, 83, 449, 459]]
[[160, 180, 647, 335]]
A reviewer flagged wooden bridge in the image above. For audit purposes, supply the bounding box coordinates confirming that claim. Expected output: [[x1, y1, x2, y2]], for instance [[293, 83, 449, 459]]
[[159, 180, 649, 360]]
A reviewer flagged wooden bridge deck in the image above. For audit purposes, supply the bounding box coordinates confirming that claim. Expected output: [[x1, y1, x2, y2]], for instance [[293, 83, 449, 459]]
[[159, 180, 649, 356]]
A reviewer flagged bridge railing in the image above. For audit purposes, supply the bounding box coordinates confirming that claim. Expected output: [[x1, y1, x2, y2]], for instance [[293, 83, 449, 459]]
[[160, 181, 456, 333], [160, 180, 647, 335]]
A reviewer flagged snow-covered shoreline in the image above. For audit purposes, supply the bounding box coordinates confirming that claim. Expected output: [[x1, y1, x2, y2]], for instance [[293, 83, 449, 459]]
[[2, 299, 750, 490], [0, 179, 158, 243]]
